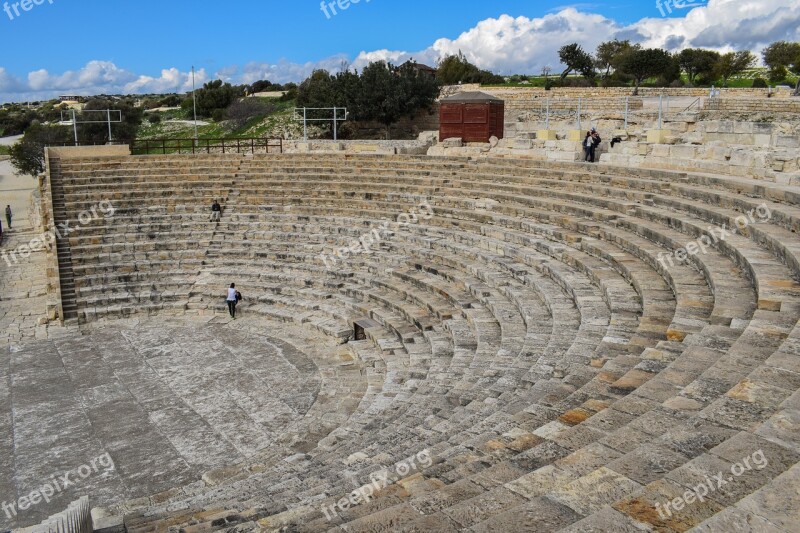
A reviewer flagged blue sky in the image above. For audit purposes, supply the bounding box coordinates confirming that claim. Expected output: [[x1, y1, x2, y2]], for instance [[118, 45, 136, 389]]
[[2, 1, 655, 76], [1, 0, 798, 101]]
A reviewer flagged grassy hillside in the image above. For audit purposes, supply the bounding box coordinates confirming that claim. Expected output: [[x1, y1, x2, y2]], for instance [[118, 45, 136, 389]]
[[137, 98, 319, 140]]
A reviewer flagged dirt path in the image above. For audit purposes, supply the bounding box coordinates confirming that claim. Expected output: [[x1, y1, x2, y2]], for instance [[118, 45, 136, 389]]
[[0, 159, 37, 231]]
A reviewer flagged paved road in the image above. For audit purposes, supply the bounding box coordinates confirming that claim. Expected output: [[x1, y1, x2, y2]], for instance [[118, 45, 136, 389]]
[[0, 135, 22, 146]]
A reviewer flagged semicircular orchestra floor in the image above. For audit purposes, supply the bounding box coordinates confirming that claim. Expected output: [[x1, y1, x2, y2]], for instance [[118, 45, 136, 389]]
[[0, 316, 362, 530]]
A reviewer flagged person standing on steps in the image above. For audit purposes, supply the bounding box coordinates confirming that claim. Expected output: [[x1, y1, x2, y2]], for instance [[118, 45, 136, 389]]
[[583, 131, 594, 163], [5, 205, 11, 229], [211, 199, 222, 222], [227, 283, 238, 319], [590, 127, 602, 163]]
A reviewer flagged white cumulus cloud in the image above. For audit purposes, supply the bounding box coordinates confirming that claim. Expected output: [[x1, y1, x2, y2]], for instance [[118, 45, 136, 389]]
[[1, 1, 798, 103]]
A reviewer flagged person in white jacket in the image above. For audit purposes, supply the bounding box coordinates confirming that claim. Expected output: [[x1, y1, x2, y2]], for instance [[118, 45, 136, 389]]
[[226, 283, 238, 319]]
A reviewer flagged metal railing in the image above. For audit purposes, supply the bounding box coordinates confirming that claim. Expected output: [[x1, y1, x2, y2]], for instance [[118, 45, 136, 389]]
[[48, 138, 284, 155], [131, 137, 283, 155], [512, 95, 711, 129]]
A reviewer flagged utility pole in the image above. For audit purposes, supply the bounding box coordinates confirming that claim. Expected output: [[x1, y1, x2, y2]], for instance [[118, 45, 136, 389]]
[[72, 109, 78, 146], [192, 66, 199, 141]]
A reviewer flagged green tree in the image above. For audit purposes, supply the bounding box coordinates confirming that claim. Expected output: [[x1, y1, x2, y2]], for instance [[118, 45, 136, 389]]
[[762, 41, 800, 94], [394, 61, 441, 121], [296, 69, 338, 121], [436, 52, 504, 85], [769, 65, 789, 83], [558, 43, 595, 80], [80, 98, 143, 142], [158, 94, 182, 107], [185, 80, 241, 118], [714, 51, 756, 87], [0, 107, 37, 136], [355, 61, 439, 139], [617, 48, 673, 95], [678, 48, 721, 84], [595, 40, 636, 79], [9, 122, 71, 177], [659, 53, 683, 86], [763, 41, 800, 73]]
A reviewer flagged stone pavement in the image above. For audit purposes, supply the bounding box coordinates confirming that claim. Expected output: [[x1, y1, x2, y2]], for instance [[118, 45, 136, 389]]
[[0, 229, 60, 347], [0, 316, 350, 531]]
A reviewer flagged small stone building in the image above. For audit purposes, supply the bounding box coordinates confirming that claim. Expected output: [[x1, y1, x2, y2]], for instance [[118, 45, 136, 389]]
[[439, 91, 504, 143]]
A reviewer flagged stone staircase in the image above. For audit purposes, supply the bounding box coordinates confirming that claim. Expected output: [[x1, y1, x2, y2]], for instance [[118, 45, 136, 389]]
[[47, 156, 79, 323], [18, 152, 799, 532]]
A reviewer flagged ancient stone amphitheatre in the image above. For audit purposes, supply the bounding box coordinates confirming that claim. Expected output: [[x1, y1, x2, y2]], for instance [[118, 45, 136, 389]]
[[2, 125, 800, 533]]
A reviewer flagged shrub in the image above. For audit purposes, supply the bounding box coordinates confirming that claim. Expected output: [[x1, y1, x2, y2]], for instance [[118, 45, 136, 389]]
[[211, 108, 226, 123], [226, 98, 275, 128], [159, 94, 182, 107], [752, 78, 768, 88], [280, 88, 298, 102], [768, 65, 788, 83], [561, 77, 596, 87]]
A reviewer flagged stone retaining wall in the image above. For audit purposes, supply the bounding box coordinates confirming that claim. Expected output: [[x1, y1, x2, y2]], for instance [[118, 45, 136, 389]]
[[703, 98, 800, 114], [48, 145, 131, 159], [505, 97, 644, 111], [448, 84, 795, 99]]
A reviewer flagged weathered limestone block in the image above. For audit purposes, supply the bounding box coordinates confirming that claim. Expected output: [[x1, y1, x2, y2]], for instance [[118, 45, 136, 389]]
[[513, 139, 535, 150], [566, 130, 583, 142], [651, 145, 670, 158], [670, 145, 697, 159], [647, 130, 671, 144], [775, 136, 799, 149]]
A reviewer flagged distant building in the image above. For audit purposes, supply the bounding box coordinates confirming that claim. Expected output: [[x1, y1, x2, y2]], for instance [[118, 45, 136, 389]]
[[401, 61, 437, 78], [59, 95, 82, 103]]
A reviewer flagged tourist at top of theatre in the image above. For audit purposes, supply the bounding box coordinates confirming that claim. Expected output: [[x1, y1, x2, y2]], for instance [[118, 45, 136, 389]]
[[585, 128, 602, 164]]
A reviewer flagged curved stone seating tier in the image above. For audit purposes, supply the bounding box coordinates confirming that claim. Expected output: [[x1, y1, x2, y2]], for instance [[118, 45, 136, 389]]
[[33, 153, 800, 533]]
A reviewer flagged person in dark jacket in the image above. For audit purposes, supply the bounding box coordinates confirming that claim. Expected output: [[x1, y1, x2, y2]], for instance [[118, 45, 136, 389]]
[[583, 131, 594, 162], [5, 205, 11, 229], [589, 128, 602, 163], [211, 200, 222, 222]]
